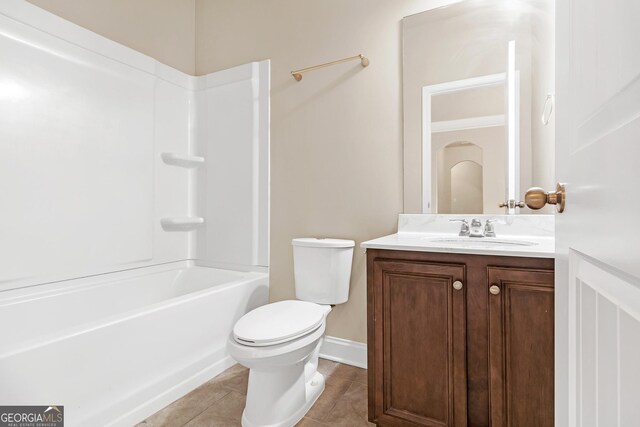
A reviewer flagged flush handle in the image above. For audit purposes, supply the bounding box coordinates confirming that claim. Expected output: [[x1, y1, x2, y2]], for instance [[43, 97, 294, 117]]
[[453, 280, 463, 291], [524, 183, 566, 213], [489, 285, 501, 295]]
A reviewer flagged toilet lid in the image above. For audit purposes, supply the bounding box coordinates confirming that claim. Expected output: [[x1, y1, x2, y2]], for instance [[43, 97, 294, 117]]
[[233, 300, 326, 346]]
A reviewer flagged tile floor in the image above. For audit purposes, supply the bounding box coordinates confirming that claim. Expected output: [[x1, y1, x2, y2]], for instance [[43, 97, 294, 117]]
[[137, 359, 374, 427]]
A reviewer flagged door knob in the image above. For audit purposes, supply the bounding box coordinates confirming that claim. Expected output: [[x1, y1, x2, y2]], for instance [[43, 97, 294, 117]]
[[489, 285, 500, 295], [524, 183, 566, 213], [453, 280, 463, 291]]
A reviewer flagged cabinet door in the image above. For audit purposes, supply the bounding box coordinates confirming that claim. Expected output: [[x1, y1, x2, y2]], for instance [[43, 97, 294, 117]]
[[487, 267, 554, 427], [371, 259, 467, 427]]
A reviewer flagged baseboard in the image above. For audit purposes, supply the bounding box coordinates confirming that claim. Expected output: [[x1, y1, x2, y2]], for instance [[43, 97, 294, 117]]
[[319, 336, 367, 369]]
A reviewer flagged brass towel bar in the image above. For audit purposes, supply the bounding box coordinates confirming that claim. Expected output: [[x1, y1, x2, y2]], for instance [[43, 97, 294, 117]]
[[291, 54, 369, 81]]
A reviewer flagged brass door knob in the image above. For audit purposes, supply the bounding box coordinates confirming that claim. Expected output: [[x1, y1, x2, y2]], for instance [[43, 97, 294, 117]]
[[524, 183, 566, 213]]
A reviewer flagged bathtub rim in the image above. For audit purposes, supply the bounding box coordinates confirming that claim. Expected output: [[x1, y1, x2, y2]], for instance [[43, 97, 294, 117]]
[[0, 262, 269, 358], [0, 260, 266, 304]]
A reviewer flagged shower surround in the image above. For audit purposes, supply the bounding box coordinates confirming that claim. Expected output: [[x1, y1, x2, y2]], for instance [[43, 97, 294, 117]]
[[0, 1, 270, 425]]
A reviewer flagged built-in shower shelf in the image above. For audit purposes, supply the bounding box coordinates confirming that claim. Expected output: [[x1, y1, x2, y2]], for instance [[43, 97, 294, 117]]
[[160, 217, 205, 231], [161, 153, 205, 168]]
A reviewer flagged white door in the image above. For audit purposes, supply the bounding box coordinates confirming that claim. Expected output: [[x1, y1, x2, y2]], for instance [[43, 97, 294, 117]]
[[555, 0, 640, 426]]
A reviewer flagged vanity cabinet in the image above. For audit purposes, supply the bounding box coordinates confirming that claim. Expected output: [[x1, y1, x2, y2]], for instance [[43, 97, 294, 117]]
[[369, 258, 468, 426], [367, 249, 554, 427], [487, 267, 554, 427]]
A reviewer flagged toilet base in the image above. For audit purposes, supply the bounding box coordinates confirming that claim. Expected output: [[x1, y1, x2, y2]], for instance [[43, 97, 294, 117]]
[[241, 370, 325, 427], [227, 311, 332, 427]]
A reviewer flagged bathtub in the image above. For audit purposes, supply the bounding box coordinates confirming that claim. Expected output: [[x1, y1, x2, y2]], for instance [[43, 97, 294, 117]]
[[0, 261, 268, 426]]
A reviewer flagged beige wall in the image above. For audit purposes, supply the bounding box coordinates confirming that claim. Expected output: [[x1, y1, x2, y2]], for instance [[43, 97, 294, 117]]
[[26, 0, 196, 74], [195, 0, 435, 343]]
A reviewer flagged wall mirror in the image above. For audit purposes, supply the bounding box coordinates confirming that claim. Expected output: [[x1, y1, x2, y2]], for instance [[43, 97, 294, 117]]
[[402, 0, 555, 214]]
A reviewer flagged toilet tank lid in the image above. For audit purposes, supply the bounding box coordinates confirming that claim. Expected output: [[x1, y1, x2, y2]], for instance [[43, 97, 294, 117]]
[[292, 238, 355, 248]]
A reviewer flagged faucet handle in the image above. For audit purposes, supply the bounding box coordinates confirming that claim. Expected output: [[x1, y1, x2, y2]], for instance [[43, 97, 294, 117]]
[[450, 219, 470, 237], [485, 218, 506, 225], [484, 218, 506, 237]]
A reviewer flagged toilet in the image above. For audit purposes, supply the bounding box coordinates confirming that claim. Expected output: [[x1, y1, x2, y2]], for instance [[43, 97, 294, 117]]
[[227, 237, 355, 427]]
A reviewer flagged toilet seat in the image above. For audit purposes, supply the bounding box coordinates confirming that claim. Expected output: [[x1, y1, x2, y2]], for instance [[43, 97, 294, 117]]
[[233, 300, 327, 347]]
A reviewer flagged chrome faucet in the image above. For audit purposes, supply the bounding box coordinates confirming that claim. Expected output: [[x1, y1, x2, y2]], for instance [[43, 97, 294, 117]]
[[469, 219, 484, 237], [449, 219, 470, 237], [451, 218, 504, 238]]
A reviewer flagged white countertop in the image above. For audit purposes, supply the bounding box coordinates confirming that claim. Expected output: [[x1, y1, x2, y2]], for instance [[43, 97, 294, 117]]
[[361, 232, 555, 258], [361, 214, 555, 259]]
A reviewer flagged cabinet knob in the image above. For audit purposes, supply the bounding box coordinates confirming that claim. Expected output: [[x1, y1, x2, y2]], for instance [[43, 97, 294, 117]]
[[489, 285, 500, 295], [453, 280, 463, 291]]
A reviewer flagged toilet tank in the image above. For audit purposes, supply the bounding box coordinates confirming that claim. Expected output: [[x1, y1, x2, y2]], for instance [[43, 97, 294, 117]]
[[292, 238, 355, 305]]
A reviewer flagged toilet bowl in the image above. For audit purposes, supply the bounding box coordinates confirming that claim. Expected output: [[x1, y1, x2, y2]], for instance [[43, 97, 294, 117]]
[[227, 300, 332, 427], [227, 238, 354, 427]]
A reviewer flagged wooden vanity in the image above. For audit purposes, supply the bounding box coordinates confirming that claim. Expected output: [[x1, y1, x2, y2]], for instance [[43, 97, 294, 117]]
[[366, 248, 554, 427]]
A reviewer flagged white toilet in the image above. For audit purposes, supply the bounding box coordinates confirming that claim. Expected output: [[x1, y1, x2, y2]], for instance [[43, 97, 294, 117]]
[[227, 237, 355, 427]]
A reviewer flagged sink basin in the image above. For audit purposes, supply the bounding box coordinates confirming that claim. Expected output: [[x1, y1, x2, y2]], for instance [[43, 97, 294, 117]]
[[425, 237, 538, 247]]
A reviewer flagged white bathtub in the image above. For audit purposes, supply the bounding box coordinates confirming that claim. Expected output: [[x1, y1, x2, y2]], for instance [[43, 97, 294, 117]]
[[0, 261, 268, 426]]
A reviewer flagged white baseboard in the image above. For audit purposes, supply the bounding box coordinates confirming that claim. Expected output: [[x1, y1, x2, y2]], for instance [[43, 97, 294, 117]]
[[319, 336, 367, 369]]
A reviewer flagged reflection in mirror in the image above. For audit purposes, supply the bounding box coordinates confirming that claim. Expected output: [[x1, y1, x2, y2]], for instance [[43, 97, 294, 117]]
[[437, 143, 485, 213], [428, 75, 508, 214], [402, 0, 555, 214], [451, 160, 483, 214]]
